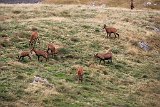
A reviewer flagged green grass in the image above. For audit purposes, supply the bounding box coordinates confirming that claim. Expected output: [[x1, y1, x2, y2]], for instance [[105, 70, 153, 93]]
[[0, 4, 160, 107]]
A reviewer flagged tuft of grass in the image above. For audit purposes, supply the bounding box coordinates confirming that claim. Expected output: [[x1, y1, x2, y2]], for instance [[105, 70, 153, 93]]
[[0, 39, 12, 47], [58, 48, 70, 55], [60, 11, 71, 17], [0, 93, 17, 102], [70, 37, 79, 42], [90, 40, 101, 50], [112, 47, 121, 54], [12, 10, 21, 14]]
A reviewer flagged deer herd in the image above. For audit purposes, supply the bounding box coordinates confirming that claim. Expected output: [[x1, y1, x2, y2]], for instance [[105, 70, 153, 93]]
[[18, 24, 120, 83]]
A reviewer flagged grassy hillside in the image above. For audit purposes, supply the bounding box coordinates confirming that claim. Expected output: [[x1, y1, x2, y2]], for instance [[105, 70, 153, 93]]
[[42, 0, 160, 9], [0, 4, 160, 107]]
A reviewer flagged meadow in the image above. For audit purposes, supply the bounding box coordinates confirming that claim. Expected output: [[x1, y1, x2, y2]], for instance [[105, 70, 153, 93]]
[[0, 4, 160, 107], [43, 0, 160, 10]]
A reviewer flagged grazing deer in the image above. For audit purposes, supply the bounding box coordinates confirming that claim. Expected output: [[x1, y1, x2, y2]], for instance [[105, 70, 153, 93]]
[[29, 28, 40, 48], [18, 51, 32, 61], [47, 43, 56, 58], [103, 24, 119, 38], [31, 48, 48, 62], [94, 52, 112, 64]]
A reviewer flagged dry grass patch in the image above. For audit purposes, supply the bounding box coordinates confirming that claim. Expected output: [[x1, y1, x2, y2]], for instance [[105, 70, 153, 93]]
[[134, 80, 160, 106], [25, 83, 58, 96], [7, 61, 30, 68]]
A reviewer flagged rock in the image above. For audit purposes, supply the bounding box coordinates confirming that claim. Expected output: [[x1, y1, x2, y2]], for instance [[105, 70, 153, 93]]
[[32, 75, 54, 88], [138, 41, 150, 51]]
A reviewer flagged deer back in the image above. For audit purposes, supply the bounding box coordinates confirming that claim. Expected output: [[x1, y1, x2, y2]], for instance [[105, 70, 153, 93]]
[[105, 27, 117, 33], [30, 31, 38, 40], [20, 51, 30, 57], [103, 53, 112, 59]]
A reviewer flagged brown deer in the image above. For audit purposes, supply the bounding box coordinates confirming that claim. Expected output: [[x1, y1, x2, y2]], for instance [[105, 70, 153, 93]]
[[103, 24, 119, 38], [31, 48, 48, 61], [18, 51, 32, 61], [77, 66, 84, 83], [29, 28, 40, 47], [47, 43, 56, 58], [94, 52, 112, 64]]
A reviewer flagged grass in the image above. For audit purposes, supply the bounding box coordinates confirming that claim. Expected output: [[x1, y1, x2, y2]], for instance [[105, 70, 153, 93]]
[[0, 3, 160, 107], [43, 0, 160, 10]]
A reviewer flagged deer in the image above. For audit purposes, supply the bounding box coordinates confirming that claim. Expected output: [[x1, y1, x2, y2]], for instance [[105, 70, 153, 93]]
[[94, 52, 112, 64], [18, 51, 32, 61], [29, 28, 40, 48], [103, 24, 119, 38], [77, 66, 84, 83], [47, 43, 56, 58], [31, 48, 49, 62]]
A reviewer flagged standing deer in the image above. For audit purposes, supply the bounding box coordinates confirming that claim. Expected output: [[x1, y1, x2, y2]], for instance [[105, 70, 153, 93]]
[[77, 66, 84, 83], [18, 51, 32, 61], [94, 52, 112, 64], [31, 48, 49, 62], [29, 28, 40, 48], [103, 24, 119, 38], [47, 43, 56, 58]]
